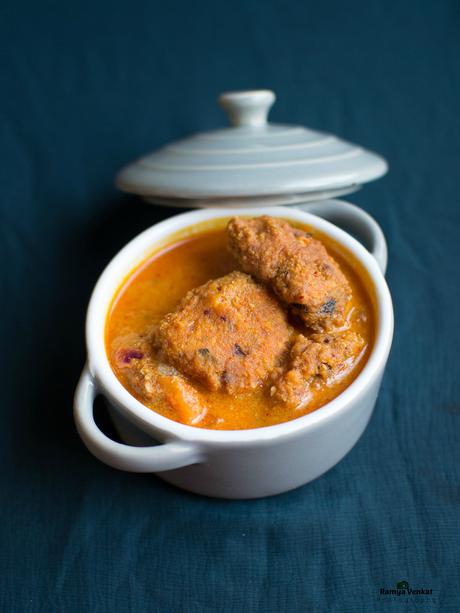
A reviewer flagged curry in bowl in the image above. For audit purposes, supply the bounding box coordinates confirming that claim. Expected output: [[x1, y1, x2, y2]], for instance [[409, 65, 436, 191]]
[[106, 216, 374, 430]]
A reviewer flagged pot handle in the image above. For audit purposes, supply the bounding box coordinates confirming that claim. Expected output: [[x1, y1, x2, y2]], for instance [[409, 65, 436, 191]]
[[297, 200, 388, 274], [73, 365, 202, 473]]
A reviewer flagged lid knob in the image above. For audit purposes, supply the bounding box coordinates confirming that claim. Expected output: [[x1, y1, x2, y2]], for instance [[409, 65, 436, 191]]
[[218, 90, 276, 128]]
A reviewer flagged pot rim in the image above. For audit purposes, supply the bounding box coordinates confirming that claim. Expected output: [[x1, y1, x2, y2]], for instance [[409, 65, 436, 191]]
[[86, 205, 394, 445]]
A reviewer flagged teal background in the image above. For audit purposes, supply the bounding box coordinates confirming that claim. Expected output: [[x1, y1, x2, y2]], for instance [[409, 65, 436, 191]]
[[1, 1, 459, 611]]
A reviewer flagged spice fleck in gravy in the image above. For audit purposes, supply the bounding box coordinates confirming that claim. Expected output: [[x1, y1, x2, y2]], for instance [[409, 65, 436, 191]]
[[106, 218, 375, 430]]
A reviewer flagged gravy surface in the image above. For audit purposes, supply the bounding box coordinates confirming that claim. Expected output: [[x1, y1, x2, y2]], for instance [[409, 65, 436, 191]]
[[106, 221, 375, 430]]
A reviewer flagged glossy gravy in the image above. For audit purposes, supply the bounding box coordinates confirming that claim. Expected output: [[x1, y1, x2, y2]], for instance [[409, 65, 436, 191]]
[[106, 220, 375, 430]]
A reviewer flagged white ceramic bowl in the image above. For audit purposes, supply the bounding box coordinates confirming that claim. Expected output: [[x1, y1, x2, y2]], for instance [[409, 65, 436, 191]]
[[74, 200, 393, 499]]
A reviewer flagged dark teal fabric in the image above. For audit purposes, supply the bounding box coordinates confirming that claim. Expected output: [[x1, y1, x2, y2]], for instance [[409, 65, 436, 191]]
[[1, 1, 459, 611]]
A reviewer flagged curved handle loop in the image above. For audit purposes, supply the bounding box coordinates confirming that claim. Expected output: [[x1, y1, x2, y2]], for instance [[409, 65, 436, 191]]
[[73, 365, 202, 473], [298, 200, 388, 274]]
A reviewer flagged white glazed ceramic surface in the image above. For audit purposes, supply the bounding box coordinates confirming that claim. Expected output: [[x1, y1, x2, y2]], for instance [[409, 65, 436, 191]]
[[116, 90, 388, 207], [74, 203, 393, 499]]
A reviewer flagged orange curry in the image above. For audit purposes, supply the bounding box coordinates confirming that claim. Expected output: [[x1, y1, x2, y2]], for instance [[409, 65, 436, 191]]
[[106, 217, 375, 430]]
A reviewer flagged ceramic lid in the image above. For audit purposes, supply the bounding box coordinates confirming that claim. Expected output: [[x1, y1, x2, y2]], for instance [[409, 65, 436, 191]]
[[116, 90, 388, 207]]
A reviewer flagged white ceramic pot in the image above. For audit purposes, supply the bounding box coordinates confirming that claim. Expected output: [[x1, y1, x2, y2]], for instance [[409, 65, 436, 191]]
[[74, 201, 393, 499]]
